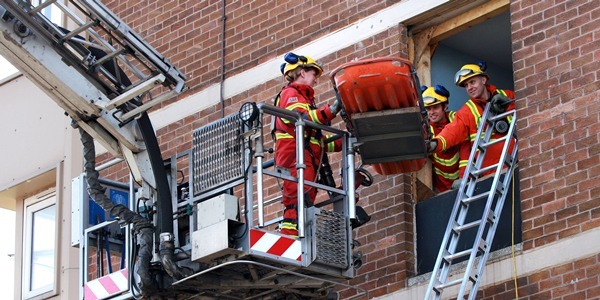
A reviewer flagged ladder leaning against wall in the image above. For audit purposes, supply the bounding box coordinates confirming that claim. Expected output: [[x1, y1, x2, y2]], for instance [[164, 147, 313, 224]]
[[425, 101, 518, 300]]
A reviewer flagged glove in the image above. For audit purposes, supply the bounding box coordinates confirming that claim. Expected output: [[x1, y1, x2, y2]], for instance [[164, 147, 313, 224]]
[[490, 93, 511, 114], [451, 179, 461, 190], [427, 140, 438, 153], [330, 98, 342, 115]]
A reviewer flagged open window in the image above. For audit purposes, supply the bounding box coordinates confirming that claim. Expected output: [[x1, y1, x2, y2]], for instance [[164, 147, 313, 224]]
[[407, 2, 522, 275], [22, 191, 58, 299]]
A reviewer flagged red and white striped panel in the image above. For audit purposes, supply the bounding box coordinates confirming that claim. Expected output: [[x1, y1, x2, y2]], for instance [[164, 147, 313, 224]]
[[84, 269, 128, 300], [250, 229, 302, 261]]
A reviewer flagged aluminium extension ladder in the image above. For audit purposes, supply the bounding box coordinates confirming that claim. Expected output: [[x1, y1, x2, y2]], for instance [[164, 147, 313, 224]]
[[0, 0, 186, 157], [0, 1, 186, 299], [0, 0, 188, 187], [425, 102, 518, 300]]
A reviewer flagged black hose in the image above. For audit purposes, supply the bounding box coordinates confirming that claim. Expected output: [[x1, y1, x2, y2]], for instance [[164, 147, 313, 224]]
[[78, 127, 157, 295], [79, 36, 190, 291], [135, 114, 191, 280], [136, 114, 173, 234]]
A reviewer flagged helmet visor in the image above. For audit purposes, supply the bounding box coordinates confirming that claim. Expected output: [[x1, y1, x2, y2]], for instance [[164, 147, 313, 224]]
[[423, 96, 440, 107], [454, 68, 475, 85], [305, 63, 323, 77]]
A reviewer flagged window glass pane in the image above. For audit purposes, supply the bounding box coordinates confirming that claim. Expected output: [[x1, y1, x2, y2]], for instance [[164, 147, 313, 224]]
[[29, 204, 56, 291]]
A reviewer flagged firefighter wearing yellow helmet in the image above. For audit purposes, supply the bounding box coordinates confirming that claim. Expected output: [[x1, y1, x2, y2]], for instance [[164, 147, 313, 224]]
[[428, 61, 516, 187], [422, 85, 464, 192], [281, 53, 323, 79], [454, 63, 489, 87], [274, 52, 342, 237]]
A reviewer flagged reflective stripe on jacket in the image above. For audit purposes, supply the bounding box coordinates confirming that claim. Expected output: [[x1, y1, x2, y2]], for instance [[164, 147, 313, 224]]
[[274, 83, 335, 138], [430, 111, 461, 192], [434, 84, 516, 177]]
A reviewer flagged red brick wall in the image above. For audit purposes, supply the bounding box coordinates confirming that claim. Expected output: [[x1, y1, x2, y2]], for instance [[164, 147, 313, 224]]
[[511, 0, 599, 250], [343, 172, 415, 299], [95, 1, 415, 297], [100, 0, 399, 111], [93, 0, 599, 299], [479, 253, 600, 300], [506, 0, 600, 298], [87, 246, 125, 280], [234, 26, 414, 299]]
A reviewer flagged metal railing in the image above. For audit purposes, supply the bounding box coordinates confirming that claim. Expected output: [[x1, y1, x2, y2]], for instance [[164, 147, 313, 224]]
[[249, 103, 356, 237]]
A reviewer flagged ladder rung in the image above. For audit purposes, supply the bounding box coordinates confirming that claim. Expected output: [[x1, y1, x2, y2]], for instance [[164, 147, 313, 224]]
[[434, 277, 465, 291], [470, 163, 499, 177], [461, 191, 491, 204], [443, 238, 489, 264], [91, 48, 126, 70], [121, 90, 178, 120], [444, 248, 472, 262], [488, 109, 515, 122], [29, 0, 59, 14], [479, 135, 509, 149], [453, 219, 482, 233], [60, 20, 98, 44], [102, 74, 166, 110]]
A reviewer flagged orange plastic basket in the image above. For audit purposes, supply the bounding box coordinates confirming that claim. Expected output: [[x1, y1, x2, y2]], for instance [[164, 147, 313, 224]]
[[330, 57, 427, 175]]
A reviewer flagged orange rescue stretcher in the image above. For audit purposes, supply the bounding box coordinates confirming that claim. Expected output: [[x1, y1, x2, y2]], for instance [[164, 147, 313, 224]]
[[330, 57, 430, 175]]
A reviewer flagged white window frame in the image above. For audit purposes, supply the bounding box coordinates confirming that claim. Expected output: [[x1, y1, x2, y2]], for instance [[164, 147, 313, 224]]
[[22, 191, 59, 300]]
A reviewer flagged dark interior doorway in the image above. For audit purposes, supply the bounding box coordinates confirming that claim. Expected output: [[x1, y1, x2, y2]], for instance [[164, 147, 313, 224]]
[[416, 11, 522, 275], [431, 11, 513, 112]]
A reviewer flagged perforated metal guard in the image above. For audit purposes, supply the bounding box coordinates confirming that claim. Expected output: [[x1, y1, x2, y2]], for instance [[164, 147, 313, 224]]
[[192, 114, 243, 196], [315, 210, 348, 268]]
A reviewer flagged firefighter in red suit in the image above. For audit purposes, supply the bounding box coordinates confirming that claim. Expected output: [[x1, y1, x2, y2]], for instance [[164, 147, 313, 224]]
[[428, 62, 515, 188], [422, 85, 468, 192], [274, 53, 343, 237]]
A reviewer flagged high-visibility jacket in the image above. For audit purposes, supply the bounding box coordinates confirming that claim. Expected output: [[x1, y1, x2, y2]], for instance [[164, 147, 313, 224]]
[[274, 82, 339, 153], [274, 83, 340, 230], [429, 111, 464, 192], [434, 84, 515, 177]]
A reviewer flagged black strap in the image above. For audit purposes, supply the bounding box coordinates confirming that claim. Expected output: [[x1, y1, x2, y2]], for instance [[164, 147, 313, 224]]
[[270, 91, 283, 142]]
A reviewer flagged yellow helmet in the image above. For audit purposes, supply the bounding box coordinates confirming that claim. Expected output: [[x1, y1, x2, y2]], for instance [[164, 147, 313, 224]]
[[280, 52, 323, 77], [421, 85, 450, 107], [454, 61, 488, 87]]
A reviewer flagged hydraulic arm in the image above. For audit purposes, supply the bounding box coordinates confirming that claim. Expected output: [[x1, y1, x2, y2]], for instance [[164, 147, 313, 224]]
[[0, 2, 375, 299], [0, 0, 187, 296], [0, 0, 185, 184]]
